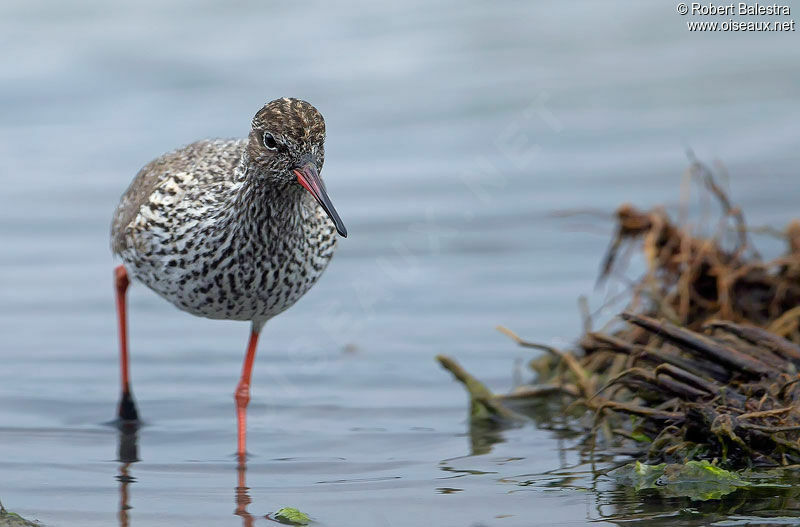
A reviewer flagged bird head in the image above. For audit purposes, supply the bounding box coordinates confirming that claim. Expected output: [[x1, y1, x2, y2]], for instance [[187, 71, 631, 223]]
[[247, 97, 347, 237]]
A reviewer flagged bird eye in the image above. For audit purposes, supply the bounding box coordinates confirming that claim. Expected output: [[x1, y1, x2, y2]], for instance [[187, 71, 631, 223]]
[[262, 132, 278, 151]]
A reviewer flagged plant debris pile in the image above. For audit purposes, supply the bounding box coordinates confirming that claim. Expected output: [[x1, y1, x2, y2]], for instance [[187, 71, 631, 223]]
[[440, 162, 800, 467]]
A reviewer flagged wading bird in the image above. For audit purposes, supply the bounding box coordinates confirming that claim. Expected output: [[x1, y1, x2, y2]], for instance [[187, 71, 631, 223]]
[[110, 97, 347, 459]]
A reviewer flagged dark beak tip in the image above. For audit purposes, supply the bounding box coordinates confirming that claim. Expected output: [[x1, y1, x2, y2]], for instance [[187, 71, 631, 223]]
[[294, 163, 347, 239]]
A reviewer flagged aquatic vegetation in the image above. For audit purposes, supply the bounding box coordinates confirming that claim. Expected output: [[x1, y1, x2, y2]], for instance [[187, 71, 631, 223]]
[[612, 460, 751, 500], [270, 507, 311, 525], [0, 501, 41, 527], [436, 355, 522, 421], [440, 160, 800, 470]]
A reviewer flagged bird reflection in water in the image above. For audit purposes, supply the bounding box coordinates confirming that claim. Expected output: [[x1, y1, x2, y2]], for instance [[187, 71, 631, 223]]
[[235, 457, 255, 527], [115, 422, 139, 527], [114, 425, 258, 526]]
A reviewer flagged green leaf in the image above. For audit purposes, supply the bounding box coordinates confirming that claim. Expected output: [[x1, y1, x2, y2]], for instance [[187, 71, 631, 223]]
[[273, 507, 311, 526]]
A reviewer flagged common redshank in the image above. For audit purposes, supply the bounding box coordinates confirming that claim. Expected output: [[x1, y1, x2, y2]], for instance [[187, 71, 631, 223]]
[[110, 97, 347, 459]]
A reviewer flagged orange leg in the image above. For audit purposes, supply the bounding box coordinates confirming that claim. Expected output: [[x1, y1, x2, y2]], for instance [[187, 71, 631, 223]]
[[115, 265, 139, 421], [235, 325, 261, 461]]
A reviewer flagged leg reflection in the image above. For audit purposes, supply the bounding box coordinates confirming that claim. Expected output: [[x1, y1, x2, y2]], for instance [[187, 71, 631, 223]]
[[116, 422, 139, 527], [235, 460, 254, 527]]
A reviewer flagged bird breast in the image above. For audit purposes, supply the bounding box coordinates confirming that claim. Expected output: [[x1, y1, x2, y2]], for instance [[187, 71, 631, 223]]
[[120, 177, 338, 322]]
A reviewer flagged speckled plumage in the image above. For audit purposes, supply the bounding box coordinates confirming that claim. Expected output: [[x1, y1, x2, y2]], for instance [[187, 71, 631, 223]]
[[111, 98, 340, 328]]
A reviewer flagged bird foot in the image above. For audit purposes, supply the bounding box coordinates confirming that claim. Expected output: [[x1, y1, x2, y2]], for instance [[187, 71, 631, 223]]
[[117, 390, 140, 422]]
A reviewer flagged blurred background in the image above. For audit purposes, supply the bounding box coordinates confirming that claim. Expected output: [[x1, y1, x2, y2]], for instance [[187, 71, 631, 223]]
[[0, 1, 798, 526]]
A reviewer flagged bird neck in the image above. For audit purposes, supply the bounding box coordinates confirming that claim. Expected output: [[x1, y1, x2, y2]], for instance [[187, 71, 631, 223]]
[[223, 152, 312, 237]]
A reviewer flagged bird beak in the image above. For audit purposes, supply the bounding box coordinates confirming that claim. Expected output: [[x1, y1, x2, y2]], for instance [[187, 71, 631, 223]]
[[293, 162, 348, 238]]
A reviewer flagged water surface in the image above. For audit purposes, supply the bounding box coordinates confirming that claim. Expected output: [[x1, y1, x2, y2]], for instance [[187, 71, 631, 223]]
[[1, 1, 800, 525]]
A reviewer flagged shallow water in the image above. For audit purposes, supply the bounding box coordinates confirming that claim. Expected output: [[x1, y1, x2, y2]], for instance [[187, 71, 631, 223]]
[[1, 1, 800, 525]]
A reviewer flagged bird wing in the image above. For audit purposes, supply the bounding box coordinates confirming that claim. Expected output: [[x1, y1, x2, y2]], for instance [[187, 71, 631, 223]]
[[111, 139, 245, 254]]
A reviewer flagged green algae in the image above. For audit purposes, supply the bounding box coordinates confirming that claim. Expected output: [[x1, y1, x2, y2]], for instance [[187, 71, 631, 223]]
[[612, 460, 752, 500], [272, 507, 311, 525], [0, 501, 41, 527]]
